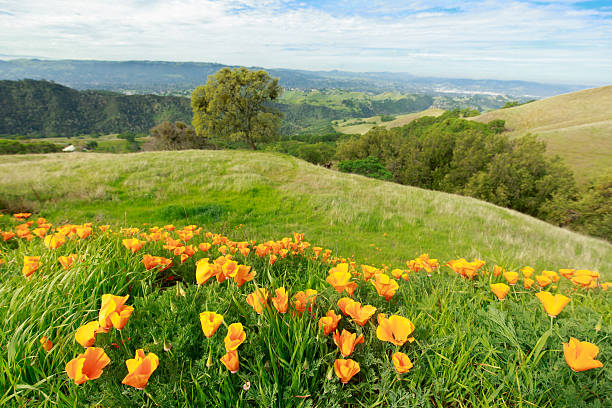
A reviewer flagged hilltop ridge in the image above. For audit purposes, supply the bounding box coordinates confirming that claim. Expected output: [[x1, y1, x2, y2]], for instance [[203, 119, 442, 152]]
[[472, 85, 612, 183]]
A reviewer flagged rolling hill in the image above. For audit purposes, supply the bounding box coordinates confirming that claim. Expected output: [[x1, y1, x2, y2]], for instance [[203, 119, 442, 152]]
[[472, 85, 612, 183], [334, 108, 446, 134], [1, 150, 609, 275]]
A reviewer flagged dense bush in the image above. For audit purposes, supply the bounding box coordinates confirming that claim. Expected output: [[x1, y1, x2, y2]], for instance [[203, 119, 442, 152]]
[[266, 141, 335, 165], [148, 121, 210, 151], [335, 111, 591, 233], [0, 139, 61, 154], [565, 170, 612, 240], [338, 157, 393, 181]]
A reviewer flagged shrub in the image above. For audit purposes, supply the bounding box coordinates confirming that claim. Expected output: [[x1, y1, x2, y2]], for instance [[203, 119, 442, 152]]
[[338, 157, 393, 181], [149, 121, 209, 151]]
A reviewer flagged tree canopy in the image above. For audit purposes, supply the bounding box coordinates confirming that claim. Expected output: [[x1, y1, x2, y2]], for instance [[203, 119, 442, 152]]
[[191, 67, 282, 150]]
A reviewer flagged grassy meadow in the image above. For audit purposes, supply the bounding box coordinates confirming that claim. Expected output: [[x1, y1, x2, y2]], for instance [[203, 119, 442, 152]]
[[333, 109, 445, 135], [1, 150, 611, 272], [0, 150, 610, 407], [472, 85, 612, 184]]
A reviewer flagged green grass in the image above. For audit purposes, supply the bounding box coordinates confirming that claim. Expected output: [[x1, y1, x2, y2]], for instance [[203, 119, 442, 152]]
[[0, 150, 610, 406], [0, 217, 609, 407], [472, 85, 612, 184], [1, 150, 610, 273]]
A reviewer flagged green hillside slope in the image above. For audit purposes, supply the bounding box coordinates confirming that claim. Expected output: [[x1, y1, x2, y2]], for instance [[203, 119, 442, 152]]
[[1, 150, 609, 275], [472, 85, 612, 183]]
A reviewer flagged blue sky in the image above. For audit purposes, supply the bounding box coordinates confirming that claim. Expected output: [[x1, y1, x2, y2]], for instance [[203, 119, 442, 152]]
[[0, 0, 610, 85]]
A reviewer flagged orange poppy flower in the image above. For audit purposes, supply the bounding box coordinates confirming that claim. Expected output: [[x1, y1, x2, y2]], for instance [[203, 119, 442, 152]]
[[164, 224, 175, 231], [122, 238, 145, 253], [447, 258, 484, 279], [520, 266, 534, 279], [65, 347, 111, 385], [174, 245, 197, 263], [246, 288, 269, 314], [13, 212, 32, 219], [392, 352, 413, 374], [1, 231, 15, 241], [272, 287, 288, 314], [318, 310, 342, 335], [493, 265, 504, 277], [40, 336, 53, 352], [121, 349, 159, 389], [177, 230, 194, 242], [563, 338, 603, 372], [221, 350, 240, 373], [360, 264, 379, 281], [163, 238, 183, 252], [542, 270, 560, 283], [98, 294, 134, 332], [524, 278, 535, 289], [75, 226, 92, 239], [334, 358, 360, 384], [312, 247, 323, 257], [293, 289, 317, 315], [535, 274, 552, 288], [535, 292, 570, 317], [504, 271, 519, 286], [58, 254, 78, 270], [571, 275, 593, 288], [198, 242, 212, 252], [200, 312, 224, 338], [224, 323, 246, 352], [376, 314, 415, 346], [390, 268, 404, 279], [337, 297, 354, 316], [75, 321, 100, 347], [558, 269, 575, 279], [269, 254, 278, 265], [195, 258, 215, 285], [371, 273, 399, 300], [142, 254, 173, 272], [503, 272, 519, 286], [22, 256, 40, 277], [490, 283, 510, 300], [327, 263, 358, 295], [333, 329, 364, 357], [232, 264, 256, 287], [344, 301, 376, 326], [44, 233, 66, 249], [32, 227, 49, 238]]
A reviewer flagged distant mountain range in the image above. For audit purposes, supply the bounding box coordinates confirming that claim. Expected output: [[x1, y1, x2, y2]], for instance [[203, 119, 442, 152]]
[[0, 59, 586, 98]]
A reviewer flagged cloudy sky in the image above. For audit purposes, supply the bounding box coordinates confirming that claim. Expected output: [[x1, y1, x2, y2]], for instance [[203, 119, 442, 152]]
[[1, 0, 611, 85]]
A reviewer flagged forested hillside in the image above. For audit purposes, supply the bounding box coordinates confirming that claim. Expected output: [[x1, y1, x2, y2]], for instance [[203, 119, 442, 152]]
[[0, 80, 432, 137], [0, 79, 191, 136]]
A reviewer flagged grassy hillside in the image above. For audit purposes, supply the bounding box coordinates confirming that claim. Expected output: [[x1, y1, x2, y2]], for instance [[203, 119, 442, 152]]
[[1, 150, 610, 274], [334, 108, 445, 134], [1, 150, 610, 407], [472, 85, 612, 183]]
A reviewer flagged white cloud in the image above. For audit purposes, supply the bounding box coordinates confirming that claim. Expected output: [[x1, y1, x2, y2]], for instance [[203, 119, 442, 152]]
[[0, 0, 610, 84]]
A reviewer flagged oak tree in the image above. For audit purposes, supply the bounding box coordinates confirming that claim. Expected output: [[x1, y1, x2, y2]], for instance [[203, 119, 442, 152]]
[[191, 67, 282, 150]]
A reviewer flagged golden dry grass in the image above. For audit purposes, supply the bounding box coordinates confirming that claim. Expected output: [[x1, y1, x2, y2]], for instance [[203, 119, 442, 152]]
[[472, 85, 612, 183]]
